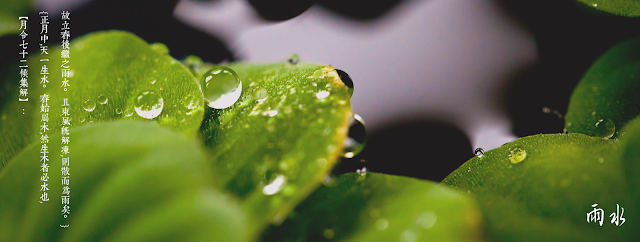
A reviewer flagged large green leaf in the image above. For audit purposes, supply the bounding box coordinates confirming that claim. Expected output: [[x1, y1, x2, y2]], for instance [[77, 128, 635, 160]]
[[574, 0, 640, 17], [565, 35, 640, 139], [262, 172, 483, 242], [443, 133, 636, 241], [193, 62, 352, 234], [0, 31, 204, 168], [0, 121, 248, 242]]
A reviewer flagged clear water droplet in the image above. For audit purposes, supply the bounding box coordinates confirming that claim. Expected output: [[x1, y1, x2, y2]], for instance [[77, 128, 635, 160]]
[[150, 42, 169, 55], [97, 95, 108, 105], [356, 167, 367, 176], [263, 174, 287, 195], [598, 157, 605, 163], [124, 108, 133, 117], [183, 94, 203, 115], [343, 114, 366, 158], [288, 53, 300, 65], [335, 69, 353, 96], [150, 79, 156, 84], [201, 66, 242, 109], [83, 100, 96, 112], [508, 147, 527, 164], [594, 118, 615, 139], [134, 90, 164, 119], [115, 108, 122, 114], [252, 87, 268, 103], [474, 148, 484, 158]]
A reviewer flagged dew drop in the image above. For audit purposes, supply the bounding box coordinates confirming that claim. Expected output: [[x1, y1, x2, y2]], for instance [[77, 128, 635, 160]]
[[288, 53, 300, 65], [474, 148, 484, 158], [252, 87, 268, 103], [508, 147, 527, 164], [343, 114, 366, 158], [150, 42, 169, 55], [124, 108, 133, 117], [201, 66, 242, 109], [134, 90, 164, 119], [263, 174, 287, 195], [97, 95, 108, 105], [150, 79, 156, 84], [356, 167, 367, 176], [115, 108, 122, 114], [335, 69, 353, 96], [183, 94, 203, 115], [594, 118, 615, 139], [83, 100, 96, 112]]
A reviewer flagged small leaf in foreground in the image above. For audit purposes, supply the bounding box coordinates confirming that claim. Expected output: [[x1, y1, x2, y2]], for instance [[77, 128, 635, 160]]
[[0, 121, 248, 242], [262, 172, 483, 242]]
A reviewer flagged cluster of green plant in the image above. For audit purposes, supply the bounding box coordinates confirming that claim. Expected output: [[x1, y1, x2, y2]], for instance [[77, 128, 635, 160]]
[[1, 2, 640, 241]]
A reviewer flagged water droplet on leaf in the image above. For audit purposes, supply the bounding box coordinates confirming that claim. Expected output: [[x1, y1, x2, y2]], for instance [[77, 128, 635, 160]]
[[288, 53, 300, 65], [134, 90, 164, 119], [508, 147, 527, 164], [335, 69, 353, 96], [183, 94, 203, 115], [115, 108, 122, 114], [594, 118, 615, 139], [124, 108, 133, 117], [201, 66, 242, 109], [83, 100, 96, 112], [356, 167, 367, 176], [97, 95, 108, 105], [252, 87, 268, 103], [150, 42, 169, 55], [474, 148, 484, 158], [343, 114, 366, 158], [263, 174, 287, 195]]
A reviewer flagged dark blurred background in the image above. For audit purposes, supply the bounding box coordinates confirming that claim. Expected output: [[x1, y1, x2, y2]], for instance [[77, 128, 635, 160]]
[[4, 0, 640, 181]]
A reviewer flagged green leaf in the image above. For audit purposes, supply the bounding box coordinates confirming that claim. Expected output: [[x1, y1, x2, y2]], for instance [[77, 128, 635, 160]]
[[442, 133, 636, 241], [565, 35, 640, 139], [0, 31, 204, 168], [0, 121, 249, 242], [573, 0, 640, 17], [0, 0, 31, 37], [262, 172, 483, 242], [620, 117, 640, 225], [194, 62, 352, 234]]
